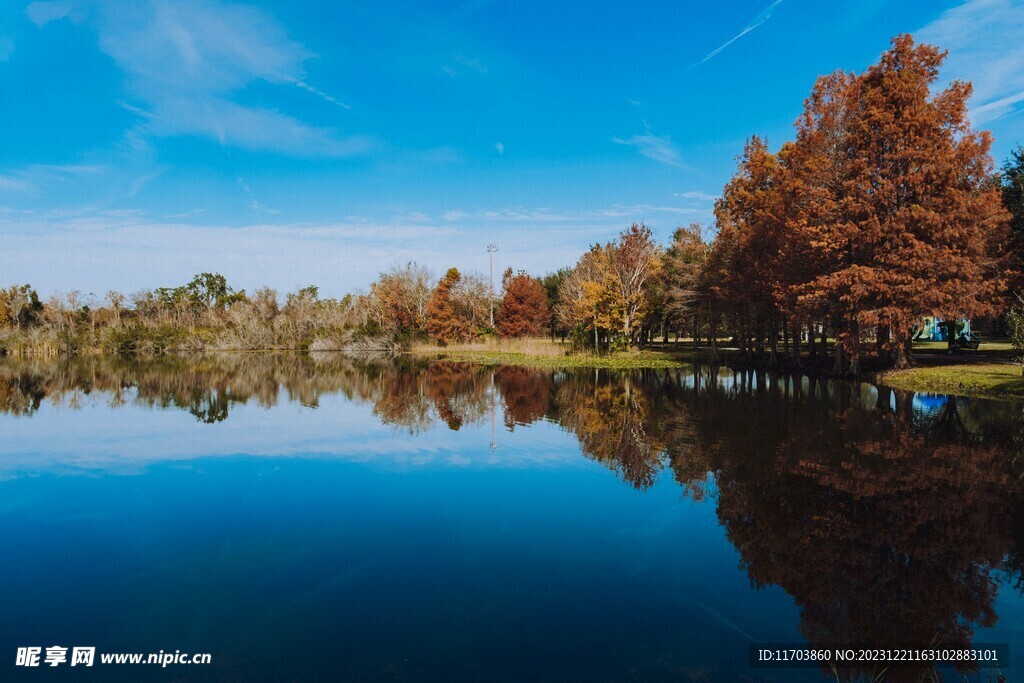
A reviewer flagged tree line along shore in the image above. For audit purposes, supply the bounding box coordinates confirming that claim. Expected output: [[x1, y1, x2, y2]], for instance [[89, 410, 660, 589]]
[[2, 36, 1024, 386]]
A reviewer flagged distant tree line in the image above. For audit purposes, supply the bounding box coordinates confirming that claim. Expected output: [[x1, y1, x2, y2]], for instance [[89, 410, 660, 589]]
[[2, 35, 1023, 373]]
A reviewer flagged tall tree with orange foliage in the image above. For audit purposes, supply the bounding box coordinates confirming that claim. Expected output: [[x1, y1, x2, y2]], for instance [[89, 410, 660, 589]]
[[781, 70, 859, 367], [660, 223, 708, 347], [497, 269, 551, 337], [712, 136, 788, 363], [796, 35, 1012, 371], [425, 268, 473, 344]]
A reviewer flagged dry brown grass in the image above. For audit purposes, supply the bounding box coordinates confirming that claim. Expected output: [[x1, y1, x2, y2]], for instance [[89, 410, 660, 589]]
[[406, 337, 692, 368], [410, 336, 571, 357]]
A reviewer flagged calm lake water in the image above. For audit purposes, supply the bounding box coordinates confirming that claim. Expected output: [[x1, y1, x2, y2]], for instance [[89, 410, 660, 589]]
[[1, 354, 1022, 681]]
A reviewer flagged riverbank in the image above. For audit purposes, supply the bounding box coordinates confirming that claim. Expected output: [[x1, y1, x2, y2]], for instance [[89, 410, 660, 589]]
[[876, 340, 1024, 401], [411, 348, 690, 369], [413, 338, 1024, 400], [879, 363, 1024, 401], [408, 339, 695, 369], [7, 335, 1022, 399]]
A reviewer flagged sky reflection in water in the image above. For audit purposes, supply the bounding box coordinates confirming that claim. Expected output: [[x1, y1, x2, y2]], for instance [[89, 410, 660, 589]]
[[1, 354, 1022, 681]]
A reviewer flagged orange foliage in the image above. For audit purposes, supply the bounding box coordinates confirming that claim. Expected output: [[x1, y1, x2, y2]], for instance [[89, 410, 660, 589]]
[[497, 270, 551, 337]]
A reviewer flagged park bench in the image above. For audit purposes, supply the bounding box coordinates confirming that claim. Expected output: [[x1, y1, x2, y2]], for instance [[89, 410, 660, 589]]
[[953, 333, 981, 351]]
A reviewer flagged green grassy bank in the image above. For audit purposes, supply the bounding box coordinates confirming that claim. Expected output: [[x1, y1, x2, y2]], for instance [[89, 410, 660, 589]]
[[880, 363, 1024, 401]]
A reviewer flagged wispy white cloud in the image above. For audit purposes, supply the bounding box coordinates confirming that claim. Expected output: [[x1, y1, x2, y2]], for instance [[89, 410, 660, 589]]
[[235, 177, 280, 214], [26, 0, 368, 156], [0, 164, 107, 195], [0, 210, 460, 297], [672, 191, 718, 202], [442, 209, 468, 222], [0, 202, 709, 296], [917, 0, 1024, 124], [693, 0, 783, 66], [611, 133, 685, 167], [30, 163, 105, 176], [433, 204, 704, 224], [494, 142, 505, 154], [24, 0, 79, 25], [0, 176, 36, 194], [0, 35, 13, 61], [441, 52, 488, 78]]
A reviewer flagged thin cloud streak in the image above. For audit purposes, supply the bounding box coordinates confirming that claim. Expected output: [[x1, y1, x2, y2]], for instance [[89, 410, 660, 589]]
[[688, 0, 783, 69], [673, 191, 718, 202], [612, 133, 685, 167], [917, 0, 1024, 124]]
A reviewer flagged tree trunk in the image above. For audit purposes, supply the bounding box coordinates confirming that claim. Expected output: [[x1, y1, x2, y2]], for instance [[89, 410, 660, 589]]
[[791, 321, 801, 367], [892, 336, 912, 370], [892, 339, 909, 370], [709, 315, 719, 365], [832, 343, 845, 377], [846, 319, 862, 377], [876, 325, 891, 366]]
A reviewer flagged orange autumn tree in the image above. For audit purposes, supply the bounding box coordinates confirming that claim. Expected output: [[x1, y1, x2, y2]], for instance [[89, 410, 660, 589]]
[[705, 35, 1014, 374], [778, 70, 859, 368], [368, 262, 432, 339], [712, 136, 788, 365], [660, 222, 709, 347], [795, 35, 1013, 372], [497, 269, 551, 337], [425, 268, 473, 345]]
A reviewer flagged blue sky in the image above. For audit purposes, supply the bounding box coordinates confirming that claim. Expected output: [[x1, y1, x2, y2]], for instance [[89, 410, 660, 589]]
[[1, 0, 1023, 299]]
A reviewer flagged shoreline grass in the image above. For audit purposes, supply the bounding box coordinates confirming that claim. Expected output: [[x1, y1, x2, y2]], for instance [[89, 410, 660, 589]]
[[409, 349, 690, 369], [8, 334, 1022, 399], [879, 363, 1024, 401], [407, 337, 694, 369], [413, 337, 1024, 400]]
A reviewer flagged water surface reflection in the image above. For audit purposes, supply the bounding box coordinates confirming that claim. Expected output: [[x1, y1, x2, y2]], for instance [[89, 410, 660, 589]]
[[1, 354, 1022, 681]]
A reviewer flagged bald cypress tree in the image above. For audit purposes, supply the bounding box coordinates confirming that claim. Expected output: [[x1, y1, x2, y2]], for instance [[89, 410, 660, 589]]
[[785, 35, 1013, 372]]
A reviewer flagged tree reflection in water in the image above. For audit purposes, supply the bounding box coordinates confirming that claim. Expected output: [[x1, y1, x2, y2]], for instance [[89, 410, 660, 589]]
[[2, 354, 1023, 680]]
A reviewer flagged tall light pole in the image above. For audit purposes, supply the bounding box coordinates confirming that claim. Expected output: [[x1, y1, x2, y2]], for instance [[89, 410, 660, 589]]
[[487, 243, 499, 330]]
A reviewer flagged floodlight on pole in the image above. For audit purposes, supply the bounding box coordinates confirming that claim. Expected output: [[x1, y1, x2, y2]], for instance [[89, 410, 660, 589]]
[[487, 244, 499, 329]]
